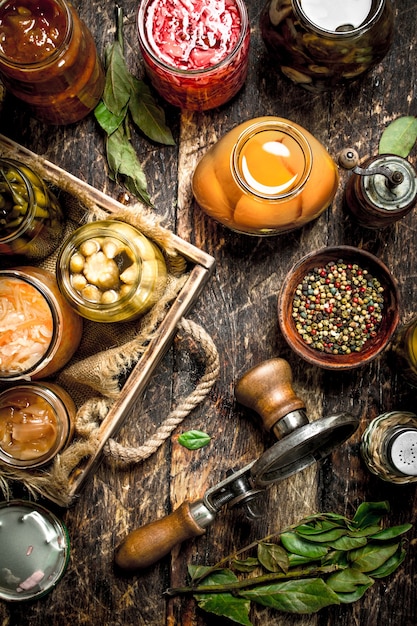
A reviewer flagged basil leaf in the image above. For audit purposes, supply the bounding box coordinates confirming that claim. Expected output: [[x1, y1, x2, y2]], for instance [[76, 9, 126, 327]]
[[193, 569, 252, 626], [352, 501, 390, 529], [280, 532, 329, 559], [379, 116, 417, 157], [241, 578, 340, 614], [106, 127, 151, 206], [129, 77, 175, 145], [103, 40, 132, 116], [94, 100, 126, 135], [326, 568, 373, 593], [368, 523, 413, 541], [178, 430, 211, 450], [257, 542, 289, 573], [349, 541, 400, 572]]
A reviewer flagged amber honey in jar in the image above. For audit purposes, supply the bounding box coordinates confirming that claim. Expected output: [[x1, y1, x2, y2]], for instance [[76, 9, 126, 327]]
[[0, 381, 76, 468], [137, 0, 250, 110], [56, 220, 168, 322], [0, 157, 64, 258], [192, 116, 339, 235], [0, 0, 104, 124], [0, 267, 83, 381], [260, 0, 394, 92]]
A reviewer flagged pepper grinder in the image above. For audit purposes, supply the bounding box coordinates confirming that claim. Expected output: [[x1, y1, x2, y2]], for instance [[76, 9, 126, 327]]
[[361, 411, 417, 484], [339, 148, 417, 229]]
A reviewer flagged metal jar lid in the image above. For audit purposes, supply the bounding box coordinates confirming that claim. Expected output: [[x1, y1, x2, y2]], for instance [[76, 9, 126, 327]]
[[362, 155, 417, 212], [0, 500, 70, 602], [384, 427, 417, 476]]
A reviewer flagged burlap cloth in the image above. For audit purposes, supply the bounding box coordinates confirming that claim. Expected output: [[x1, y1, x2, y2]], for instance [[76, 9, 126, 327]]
[[0, 148, 220, 506]]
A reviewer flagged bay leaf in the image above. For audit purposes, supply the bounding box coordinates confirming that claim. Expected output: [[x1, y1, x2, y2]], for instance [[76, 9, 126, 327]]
[[240, 578, 340, 614], [348, 541, 399, 572], [178, 430, 211, 450], [94, 100, 126, 135], [379, 116, 417, 157], [232, 557, 260, 573], [129, 77, 175, 146], [334, 581, 374, 604], [352, 501, 389, 529], [280, 532, 329, 559], [327, 535, 368, 551], [193, 569, 252, 626], [368, 523, 413, 541], [102, 40, 132, 116], [368, 545, 406, 578], [326, 568, 373, 593], [257, 542, 289, 573], [106, 127, 151, 206]]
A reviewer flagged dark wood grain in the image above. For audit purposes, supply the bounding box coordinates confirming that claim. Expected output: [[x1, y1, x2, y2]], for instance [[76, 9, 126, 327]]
[[1, 1, 416, 625]]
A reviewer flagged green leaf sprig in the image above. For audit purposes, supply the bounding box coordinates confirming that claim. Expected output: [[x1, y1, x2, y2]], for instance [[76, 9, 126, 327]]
[[379, 116, 417, 157], [94, 5, 175, 206], [178, 430, 211, 450], [166, 501, 412, 625]]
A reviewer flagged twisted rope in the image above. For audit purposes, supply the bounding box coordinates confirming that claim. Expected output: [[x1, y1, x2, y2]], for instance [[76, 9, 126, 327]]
[[103, 317, 220, 465]]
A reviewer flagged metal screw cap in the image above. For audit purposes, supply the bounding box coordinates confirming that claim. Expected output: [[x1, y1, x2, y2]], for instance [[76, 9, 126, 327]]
[[386, 427, 417, 476]]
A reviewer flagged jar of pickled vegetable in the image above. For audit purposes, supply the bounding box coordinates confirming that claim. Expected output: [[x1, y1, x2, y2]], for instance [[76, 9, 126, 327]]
[[391, 315, 417, 388], [0, 0, 104, 125], [260, 0, 394, 92], [0, 266, 83, 381], [0, 158, 64, 258], [0, 381, 76, 469], [136, 0, 250, 110], [192, 116, 339, 235], [56, 220, 168, 322]]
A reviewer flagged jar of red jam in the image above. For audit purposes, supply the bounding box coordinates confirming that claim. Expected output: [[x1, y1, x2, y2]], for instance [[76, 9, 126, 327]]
[[0, 381, 76, 468], [0, 266, 83, 381], [0, 157, 64, 258], [0, 0, 105, 125], [260, 0, 394, 92], [192, 116, 339, 235], [137, 0, 250, 111], [56, 220, 168, 322]]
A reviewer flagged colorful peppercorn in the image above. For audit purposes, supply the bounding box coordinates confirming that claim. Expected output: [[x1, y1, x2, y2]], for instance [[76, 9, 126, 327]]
[[292, 260, 384, 354]]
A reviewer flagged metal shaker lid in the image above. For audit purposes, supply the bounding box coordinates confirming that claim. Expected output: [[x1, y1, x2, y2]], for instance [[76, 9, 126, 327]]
[[362, 155, 417, 212], [385, 427, 417, 476]]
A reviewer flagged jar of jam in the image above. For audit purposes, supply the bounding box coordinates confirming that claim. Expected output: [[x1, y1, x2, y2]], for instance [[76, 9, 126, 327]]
[[0, 266, 83, 381], [0, 381, 76, 468], [137, 0, 250, 111], [192, 116, 339, 235], [260, 0, 394, 92], [391, 315, 417, 388], [0, 0, 105, 125], [56, 220, 168, 322], [0, 157, 64, 258]]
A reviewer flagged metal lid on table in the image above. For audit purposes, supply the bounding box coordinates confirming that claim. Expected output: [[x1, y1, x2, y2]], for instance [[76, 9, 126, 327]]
[[0, 500, 70, 602]]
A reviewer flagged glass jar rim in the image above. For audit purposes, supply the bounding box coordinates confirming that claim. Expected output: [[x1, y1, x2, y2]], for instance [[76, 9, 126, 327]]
[[293, 0, 386, 37], [231, 119, 313, 200], [0, 0, 72, 68], [0, 158, 37, 244], [0, 269, 60, 380], [137, 0, 249, 76]]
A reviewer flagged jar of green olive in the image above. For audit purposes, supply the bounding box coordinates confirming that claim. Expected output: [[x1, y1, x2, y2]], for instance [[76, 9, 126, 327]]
[[0, 157, 64, 258], [56, 220, 168, 322]]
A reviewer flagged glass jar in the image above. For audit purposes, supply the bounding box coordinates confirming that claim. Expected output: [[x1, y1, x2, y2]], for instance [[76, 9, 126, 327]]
[[0, 0, 105, 125], [192, 116, 339, 235], [260, 0, 394, 92], [391, 315, 417, 387], [344, 154, 417, 229], [0, 266, 83, 381], [361, 411, 417, 484], [137, 0, 250, 111], [0, 381, 76, 468], [0, 157, 64, 258], [56, 220, 168, 322]]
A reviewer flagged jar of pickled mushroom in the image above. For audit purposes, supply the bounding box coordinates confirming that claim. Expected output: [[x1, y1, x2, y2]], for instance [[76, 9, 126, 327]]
[[136, 0, 250, 110], [0, 266, 83, 381], [192, 116, 339, 235], [0, 381, 76, 469], [56, 220, 168, 322], [260, 0, 394, 92], [0, 157, 64, 258], [0, 0, 104, 125]]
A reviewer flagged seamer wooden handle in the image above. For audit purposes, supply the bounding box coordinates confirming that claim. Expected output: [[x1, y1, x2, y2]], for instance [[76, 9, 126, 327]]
[[114, 501, 206, 571], [235, 358, 305, 433]]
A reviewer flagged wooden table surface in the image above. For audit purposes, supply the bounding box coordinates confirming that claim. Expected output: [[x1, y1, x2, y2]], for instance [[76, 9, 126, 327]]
[[0, 1, 416, 625]]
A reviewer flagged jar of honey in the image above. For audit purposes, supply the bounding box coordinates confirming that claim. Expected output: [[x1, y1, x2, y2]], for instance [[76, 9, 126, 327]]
[[260, 0, 394, 92], [0, 381, 76, 469], [192, 116, 339, 235], [0, 0, 105, 125], [56, 220, 168, 322], [0, 266, 83, 381], [137, 0, 250, 110], [0, 157, 64, 258]]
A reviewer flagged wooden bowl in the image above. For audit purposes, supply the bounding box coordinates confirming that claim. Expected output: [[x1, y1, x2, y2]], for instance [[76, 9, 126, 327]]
[[277, 246, 400, 370]]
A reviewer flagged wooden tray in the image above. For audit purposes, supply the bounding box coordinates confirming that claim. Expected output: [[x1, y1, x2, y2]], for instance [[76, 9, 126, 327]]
[[0, 134, 216, 504]]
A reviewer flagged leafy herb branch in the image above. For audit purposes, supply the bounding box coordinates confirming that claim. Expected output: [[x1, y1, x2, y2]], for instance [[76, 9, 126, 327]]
[[166, 501, 412, 625], [94, 6, 175, 207]]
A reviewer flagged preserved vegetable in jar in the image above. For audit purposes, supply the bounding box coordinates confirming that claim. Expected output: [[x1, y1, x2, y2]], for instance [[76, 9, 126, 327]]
[[260, 0, 394, 92], [391, 315, 417, 387], [0, 157, 64, 258], [0, 381, 76, 468], [0, 0, 105, 124], [57, 220, 168, 322], [192, 116, 339, 235], [137, 0, 250, 110], [0, 267, 83, 381]]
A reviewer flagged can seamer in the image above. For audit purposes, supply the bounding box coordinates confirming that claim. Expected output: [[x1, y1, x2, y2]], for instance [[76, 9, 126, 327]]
[[114, 358, 359, 571]]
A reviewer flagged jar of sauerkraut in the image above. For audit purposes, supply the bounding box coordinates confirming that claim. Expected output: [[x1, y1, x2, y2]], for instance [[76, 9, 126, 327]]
[[56, 220, 168, 322], [0, 381, 76, 468], [0, 266, 83, 381]]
